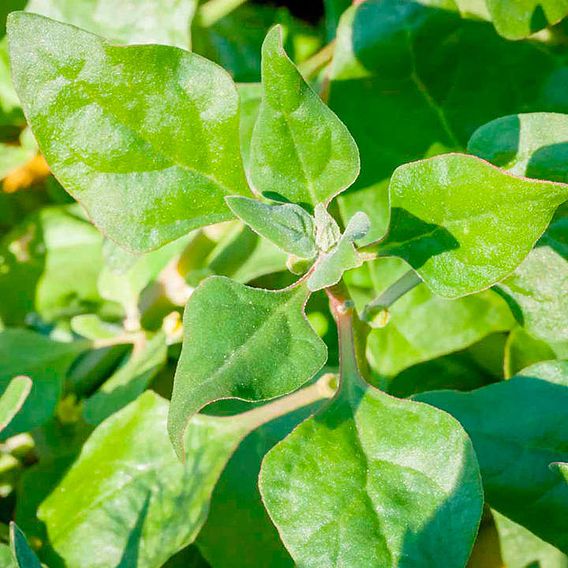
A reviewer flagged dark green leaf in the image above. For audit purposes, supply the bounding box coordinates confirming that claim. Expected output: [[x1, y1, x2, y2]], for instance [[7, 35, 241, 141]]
[[10, 523, 41, 568], [417, 360, 568, 550], [250, 26, 359, 208], [8, 12, 250, 253], [0, 376, 31, 434], [168, 276, 326, 458]]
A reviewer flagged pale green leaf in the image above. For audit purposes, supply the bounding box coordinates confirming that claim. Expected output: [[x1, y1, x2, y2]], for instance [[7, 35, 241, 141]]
[[10, 523, 41, 568], [225, 196, 316, 258], [484, 0, 568, 40], [39, 392, 248, 568], [250, 26, 359, 207], [492, 510, 568, 568], [83, 332, 167, 425], [0, 330, 84, 437], [417, 360, 568, 551], [168, 276, 327, 458], [261, 379, 483, 567], [468, 113, 568, 182], [26, 0, 197, 48], [314, 204, 341, 252], [0, 376, 31, 434], [360, 258, 513, 377], [70, 314, 121, 341], [379, 154, 568, 298], [8, 12, 250, 253]]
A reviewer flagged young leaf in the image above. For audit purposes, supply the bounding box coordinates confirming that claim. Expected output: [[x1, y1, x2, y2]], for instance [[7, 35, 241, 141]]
[[260, 380, 483, 567], [379, 154, 568, 298], [468, 113, 568, 182], [0, 376, 31, 434], [26, 0, 197, 48], [416, 360, 568, 551], [307, 212, 370, 292], [168, 276, 327, 458], [38, 392, 249, 568], [225, 196, 316, 258], [0, 330, 85, 437], [8, 12, 250, 253], [250, 26, 359, 207], [10, 523, 41, 568]]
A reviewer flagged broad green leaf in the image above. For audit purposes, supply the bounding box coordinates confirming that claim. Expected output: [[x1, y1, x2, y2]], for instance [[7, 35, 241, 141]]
[[8, 12, 250, 253], [238, 83, 262, 172], [0, 330, 84, 437], [0, 205, 105, 326], [10, 523, 41, 568], [39, 392, 248, 568], [378, 154, 568, 298], [83, 332, 168, 425], [307, 212, 370, 291], [359, 258, 513, 377], [26, 0, 197, 48], [496, 241, 568, 343], [196, 402, 321, 568], [168, 276, 326, 458], [250, 26, 359, 208], [226, 196, 316, 258], [492, 510, 568, 568], [468, 113, 568, 182], [417, 360, 568, 550], [329, 0, 568, 240], [260, 378, 483, 567], [484, 0, 568, 40], [0, 376, 31, 434]]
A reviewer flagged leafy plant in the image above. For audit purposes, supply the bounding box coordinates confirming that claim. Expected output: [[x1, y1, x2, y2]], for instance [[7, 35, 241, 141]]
[[0, 0, 566, 567]]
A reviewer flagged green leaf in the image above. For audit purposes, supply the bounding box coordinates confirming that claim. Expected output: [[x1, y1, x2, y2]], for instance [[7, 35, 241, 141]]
[[196, 402, 321, 568], [379, 153, 568, 298], [0, 330, 84, 437], [0, 142, 34, 180], [238, 83, 262, 172], [70, 314, 121, 341], [416, 360, 568, 551], [314, 204, 341, 252], [168, 276, 326, 458], [329, 0, 568, 240], [492, 510, 568, 568], [26, 0, 197, 48], [0, 543, 16, 568], [307, 212, 370, 292], [38, 392, 248, 568], [8, 12, 250, 253], [250, 25, 359, 208], [0, 205, 105, 326], [0, 376, 31, 434], [468, 112, 568, 182], [225, 196, 316, 258], [83, 332, 168, 425], [260, 379, 483, 567], [484, 0, 568, 40], [360, 258, 513, 377], [10, 523, 41, 568]]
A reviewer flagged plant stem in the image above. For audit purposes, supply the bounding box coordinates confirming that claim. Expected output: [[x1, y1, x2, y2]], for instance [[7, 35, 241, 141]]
[[234, 373, 336, 432], [361, 269, 422, 322], [298, 41, 336, 79], [197, 0, 248, 27]]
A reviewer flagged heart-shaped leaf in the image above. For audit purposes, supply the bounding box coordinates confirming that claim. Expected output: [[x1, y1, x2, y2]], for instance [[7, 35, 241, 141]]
[[168, 276, 327, 458], [417, 360, 568, 551], [8, 12, 250, 253], [260, 379, 483, 567], [250, 26, 359, 208], [378, 154, 568, 298]]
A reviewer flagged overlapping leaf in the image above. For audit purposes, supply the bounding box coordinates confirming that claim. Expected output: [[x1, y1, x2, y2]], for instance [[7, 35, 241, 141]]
[[417, 360, 568, 550], [168, 276, 326, 458], [8, 12, 250, 252]]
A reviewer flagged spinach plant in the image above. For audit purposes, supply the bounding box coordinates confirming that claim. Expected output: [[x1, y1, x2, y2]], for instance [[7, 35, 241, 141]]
[[0, 0, 567, 567]]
